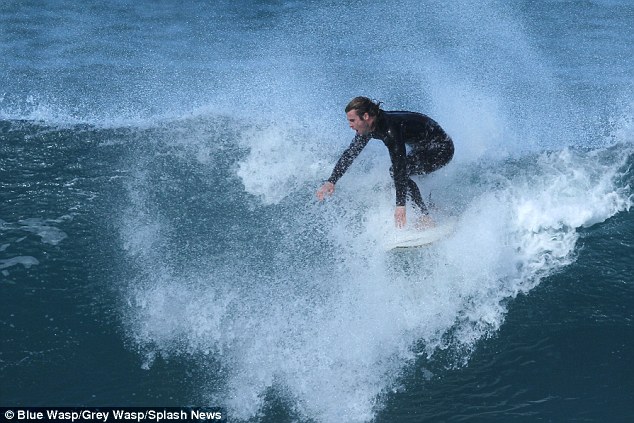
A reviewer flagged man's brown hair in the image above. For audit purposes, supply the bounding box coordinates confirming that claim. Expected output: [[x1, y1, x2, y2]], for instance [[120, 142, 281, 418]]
[[345, 97, 382, 119]]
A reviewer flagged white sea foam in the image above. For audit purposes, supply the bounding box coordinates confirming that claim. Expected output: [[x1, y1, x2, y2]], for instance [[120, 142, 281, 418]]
[[236, 123, 329, 205], [109, 0, 634, 421], [122, 126, 632, 422], [0, 218, 68, 247], [18, 218, 68, 246], [0, 256, 40, 270]]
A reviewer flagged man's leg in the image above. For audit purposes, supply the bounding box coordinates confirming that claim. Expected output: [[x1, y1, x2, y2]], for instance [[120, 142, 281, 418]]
[[405, 140, 453, 216], [406, 178, 429, 215]]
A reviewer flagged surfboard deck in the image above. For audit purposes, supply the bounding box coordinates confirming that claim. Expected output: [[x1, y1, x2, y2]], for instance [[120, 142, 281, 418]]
[[385, 219, 456, 250]]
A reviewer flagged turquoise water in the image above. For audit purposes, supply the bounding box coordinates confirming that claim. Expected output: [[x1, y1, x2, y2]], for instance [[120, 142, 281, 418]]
[[1, 1, 633, 422]]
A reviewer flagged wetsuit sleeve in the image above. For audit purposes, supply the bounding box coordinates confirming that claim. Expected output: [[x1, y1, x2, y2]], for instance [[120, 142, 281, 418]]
[[327, 134, 371, 184], [388, 139, 408, 207]]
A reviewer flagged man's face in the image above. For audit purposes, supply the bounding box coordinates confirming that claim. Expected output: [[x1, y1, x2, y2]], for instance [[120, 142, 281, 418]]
[[346, 110, 374, 136]]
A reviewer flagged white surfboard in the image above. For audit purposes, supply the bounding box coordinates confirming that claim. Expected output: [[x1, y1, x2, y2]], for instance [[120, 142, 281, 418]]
[[385, 219, 456, 250]]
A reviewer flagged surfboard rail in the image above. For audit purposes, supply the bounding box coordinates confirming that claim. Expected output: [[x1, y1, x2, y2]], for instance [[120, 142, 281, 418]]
[[385, 219, 456, 250]]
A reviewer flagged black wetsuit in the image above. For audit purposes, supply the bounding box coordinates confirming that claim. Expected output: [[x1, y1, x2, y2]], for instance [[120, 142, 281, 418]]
[[327, 111, 454, 214]]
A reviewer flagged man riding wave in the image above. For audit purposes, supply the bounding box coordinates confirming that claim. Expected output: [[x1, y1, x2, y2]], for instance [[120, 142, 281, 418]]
[[316, 97, 454, 228]]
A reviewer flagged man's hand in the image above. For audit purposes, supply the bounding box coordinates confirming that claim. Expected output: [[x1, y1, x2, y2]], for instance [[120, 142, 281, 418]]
[[316, 181, 335, 201], [395, 206, 406, 228]]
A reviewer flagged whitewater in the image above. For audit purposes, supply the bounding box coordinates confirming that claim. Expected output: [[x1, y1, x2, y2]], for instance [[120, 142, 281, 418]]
[[1, 1, 633, 422]]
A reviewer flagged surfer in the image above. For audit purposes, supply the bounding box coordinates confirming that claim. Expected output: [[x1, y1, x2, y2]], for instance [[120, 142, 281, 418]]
[[316, 97, 454, 228]]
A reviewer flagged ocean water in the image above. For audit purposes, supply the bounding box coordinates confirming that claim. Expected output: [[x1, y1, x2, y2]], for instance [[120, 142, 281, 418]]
[[1, 1, 633, 422]]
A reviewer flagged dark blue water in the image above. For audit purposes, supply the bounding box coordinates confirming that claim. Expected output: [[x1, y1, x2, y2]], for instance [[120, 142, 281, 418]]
[[2, 1, 633, 422]]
